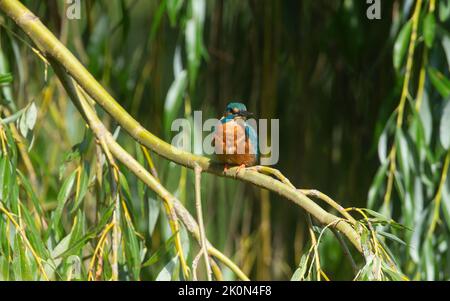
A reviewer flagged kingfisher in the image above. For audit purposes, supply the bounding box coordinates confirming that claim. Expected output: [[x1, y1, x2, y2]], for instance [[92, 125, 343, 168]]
[[212, 102, 258, 171]]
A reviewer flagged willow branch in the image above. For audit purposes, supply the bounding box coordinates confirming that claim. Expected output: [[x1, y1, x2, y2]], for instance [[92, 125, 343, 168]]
[[0, 0, 362, 253]]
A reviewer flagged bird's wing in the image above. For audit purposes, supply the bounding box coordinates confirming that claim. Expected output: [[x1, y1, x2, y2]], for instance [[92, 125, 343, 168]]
[[245, 123, 258, 156]]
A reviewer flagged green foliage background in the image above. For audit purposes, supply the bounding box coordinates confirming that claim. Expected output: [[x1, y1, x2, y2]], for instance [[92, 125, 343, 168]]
[[0, 0, 450, 280]]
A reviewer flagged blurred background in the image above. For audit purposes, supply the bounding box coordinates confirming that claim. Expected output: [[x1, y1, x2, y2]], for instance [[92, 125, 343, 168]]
[[0, 0, 450, 280]]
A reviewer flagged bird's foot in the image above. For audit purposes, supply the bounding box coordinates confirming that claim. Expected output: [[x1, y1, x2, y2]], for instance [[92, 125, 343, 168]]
[[248, 165, 295, 188], [235, 164, 246, 177], [223, 164, 247, 178]]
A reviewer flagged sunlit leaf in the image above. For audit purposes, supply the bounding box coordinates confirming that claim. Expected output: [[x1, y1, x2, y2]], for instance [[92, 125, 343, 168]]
[[378, 113, 395, 164], [53, 170, 77, 227], [418, 92, 432, 145], [123, 219, 142, 280], [440, 99, 450, 149], [0, 157, 10, 201], [142, 232, 177, 268], [148, 194, 160, 236], [381, 261, 405, 281], [163, 70, 187, 136], [155, 256, 178, 281], [25, 102, 37, 131], [51, 233, 72, 260], [291, 254, 308, 281], [17, 170, 43, 216], [396, 128, 411, 185], [428, 67, 450, 98], [441, 173, 450, 232], [442, 35, 450, 69], [439, 0, 450, 22], [423, 238, 435, 280]]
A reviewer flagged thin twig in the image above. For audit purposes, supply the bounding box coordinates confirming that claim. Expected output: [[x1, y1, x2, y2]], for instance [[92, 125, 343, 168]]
[[331, 228, 358, 274], [192, 249, 203, 281], [298, 189, 357, 225], [306, 214, 321, 280], [194, 164, 212, 281]]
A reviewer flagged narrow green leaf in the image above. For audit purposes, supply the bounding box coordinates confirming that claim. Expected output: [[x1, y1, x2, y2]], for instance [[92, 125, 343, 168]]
[[396, 128, 411, 184], [360, 227, 371, 259], [423, 238, 435, 280], [428, 67, 450, 98], [185, 19, 199, 89], [142, 232, 177, 268], [18, 111, 28, 137], [71, 164, 90, 213], [51, 233, 73, 260], [0, 157, 7, 200], [0, 73, 13, 84], [25, 102, 37, 131], [442, 35, 450, 69], [423, 13, 436, 48], [377, 230, 407, 246], [378, 113, 395, 164], [150, 0, 168, 40], [53, 170, 77, 227], [56, 231, 96, 260], [12, 235, 22, 280], [180, 224, 190, 260], [381, 262, 405, 281], [393, 21, 412, 70], [148, 195, 160, 236], [291, 254, 308, 281], [440, 99, 450, 149], [163, 70, 187, 136], [123, 219, 141, 280], [0, 256, 10, 280], [441, 174, 450, 232], [17, 170, 43, 216], [439, 0, 450, 22], [64, 255, 81, 280], [0, 158, 12, 206], [19, 203, 48, 258], [418, 91, 432, 145]]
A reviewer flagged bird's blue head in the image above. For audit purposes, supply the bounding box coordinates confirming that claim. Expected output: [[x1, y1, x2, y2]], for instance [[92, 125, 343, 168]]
[[224, 102, 253, 119]]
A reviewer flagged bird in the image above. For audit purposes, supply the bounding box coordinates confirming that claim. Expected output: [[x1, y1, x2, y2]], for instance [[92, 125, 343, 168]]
[[212, 102, 258, 172]]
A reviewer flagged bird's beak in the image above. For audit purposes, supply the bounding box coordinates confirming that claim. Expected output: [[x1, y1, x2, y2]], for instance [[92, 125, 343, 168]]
[[238, 111, 253, 118]]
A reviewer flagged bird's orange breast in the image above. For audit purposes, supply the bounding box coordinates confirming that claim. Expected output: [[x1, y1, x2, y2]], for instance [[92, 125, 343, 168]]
[[213, 119, 257, 166]]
